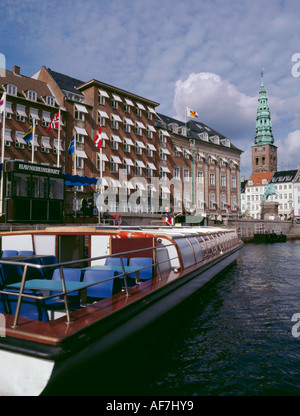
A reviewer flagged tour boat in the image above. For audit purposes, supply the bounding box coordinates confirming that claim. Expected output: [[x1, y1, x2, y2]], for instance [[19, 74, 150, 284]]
[[0, 225, 243, 396]]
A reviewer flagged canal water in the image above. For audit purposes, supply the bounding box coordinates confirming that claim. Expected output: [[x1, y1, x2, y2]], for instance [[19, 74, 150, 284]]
[[100, 240, 300, 397]]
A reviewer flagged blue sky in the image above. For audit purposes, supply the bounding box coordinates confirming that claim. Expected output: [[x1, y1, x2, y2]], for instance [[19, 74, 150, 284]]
[[1, 0, 300, 178]]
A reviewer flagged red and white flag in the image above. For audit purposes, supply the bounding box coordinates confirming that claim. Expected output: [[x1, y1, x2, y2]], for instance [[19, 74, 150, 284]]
[[94, 125, 102, 149], [0, 93, 5, 114], [46, 112, 60, 131]]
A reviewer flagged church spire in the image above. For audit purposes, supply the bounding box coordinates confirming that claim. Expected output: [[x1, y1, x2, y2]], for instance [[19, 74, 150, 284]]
[[254, 69, 274, 145]]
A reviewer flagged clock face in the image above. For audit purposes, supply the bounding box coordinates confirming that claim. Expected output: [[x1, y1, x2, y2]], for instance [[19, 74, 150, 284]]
[[258, 147, 262, 150]]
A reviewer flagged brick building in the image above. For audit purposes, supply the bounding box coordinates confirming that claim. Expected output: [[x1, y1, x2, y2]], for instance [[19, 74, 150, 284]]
[[1, 64, 243, 220]]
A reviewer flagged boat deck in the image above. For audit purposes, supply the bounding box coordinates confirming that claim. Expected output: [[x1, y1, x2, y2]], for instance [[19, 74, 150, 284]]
[[0, 226, 243, 349]]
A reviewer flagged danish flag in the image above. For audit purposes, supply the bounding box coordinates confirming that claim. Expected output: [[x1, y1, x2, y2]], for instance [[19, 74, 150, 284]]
[[94, 125, 102, 149], [46, 112, 60, 131]]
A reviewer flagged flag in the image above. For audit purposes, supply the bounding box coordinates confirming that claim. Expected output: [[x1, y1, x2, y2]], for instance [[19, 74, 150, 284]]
[[46, 112, 60, 131], [67, 136, 75, 155], [94, 125, 102, 149], [0, 93, 5, 114], [186, 107, 199, 118], [23, 125, 34, 143]]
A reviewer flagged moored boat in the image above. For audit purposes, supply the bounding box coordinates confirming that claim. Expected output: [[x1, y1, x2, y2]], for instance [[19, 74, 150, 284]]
[[0, 225, 243, 395]]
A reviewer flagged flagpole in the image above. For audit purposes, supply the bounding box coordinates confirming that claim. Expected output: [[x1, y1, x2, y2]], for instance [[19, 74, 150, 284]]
[[57, 107, 61, 167], [0, 92, 7, 216], [99, 147, 103, 223], [31, 119, 35, 163], [74, 134, 77, 217]]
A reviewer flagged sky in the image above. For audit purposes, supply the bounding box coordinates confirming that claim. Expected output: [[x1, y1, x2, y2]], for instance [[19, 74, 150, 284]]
[[0, 0, 300, 179]]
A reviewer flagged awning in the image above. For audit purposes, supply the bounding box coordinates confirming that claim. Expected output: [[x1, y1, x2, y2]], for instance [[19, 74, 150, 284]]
[[136, 160, 145, 168], [147, 107, 156, 114], [112, 94, 122, 102], [147, 143, 157, 151], [42, 111, 51, 123], [124, 98, 134, 106], [160, 147, 171, 155], [30, 108, 40, 120], [136, 103, 146, 110], [124, 117, 134, 126], [54, 139, 63, 151], [136, 121, 146, 129], [123, 181, 134, 189], [76, 149, 88, 159], [98, 110, 109, 118], [16, 105, 27, 118], [124, 137, 134, 145], [161, 186, 171, 194], [124, 157, 134, 166], [4, 130, 13, 142], [110, 179, 122, 187], [15, 132, 27, 145], [63, 173, 98, 187], [111, 155, 122, 164], [98, 153, 108, 162], [161, 166, 170, 173], [75, 103, 88, 114], [101, 132, 109, 140], [147, 162, 157, 170], [136, 140, 146, 148], [41, 137, 51, 149], [147, 125, 156, 132], [136, 182, 146, 190], [111, 134, 122, 143], [5, 102, 13, 115], [74, 126, 88, 136], [175, 146, 183, 153], [160, 129, 170, 137], [98, 89, 109, 98], [111, 114, 122, 122]]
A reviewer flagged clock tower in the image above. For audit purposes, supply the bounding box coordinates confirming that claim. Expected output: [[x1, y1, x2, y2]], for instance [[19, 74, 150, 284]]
[[252, 70, 277, 174]]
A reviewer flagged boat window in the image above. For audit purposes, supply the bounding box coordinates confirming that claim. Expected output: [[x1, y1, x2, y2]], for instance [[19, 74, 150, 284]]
[[216, 234, 224, 251], [175, 238, 196, 269], [197, 237, 208, 258], [188, 237, 203, 263], [208, 235, 217, 254], [203, 236, 213, 256]]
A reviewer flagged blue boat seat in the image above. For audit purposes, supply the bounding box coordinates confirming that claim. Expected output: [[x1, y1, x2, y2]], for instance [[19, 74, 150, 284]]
[[0, 263, 23, 288], [83, 269, 120, 302], [105, 257, 128, 267], [3, 292, 49, 322], [40, 256, 58, 280], [128, 257, 153, 282], [0, 293, 7, 314], [18, 251, 34, 256], [20, 257, 45, 279], [2, 250, 18, 258], [51, 268, 82, 297], [45, 268, 82, 312]]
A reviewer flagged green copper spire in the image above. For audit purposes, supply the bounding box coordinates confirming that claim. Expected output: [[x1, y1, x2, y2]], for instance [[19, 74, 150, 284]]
[[254, 69, 274, 145]]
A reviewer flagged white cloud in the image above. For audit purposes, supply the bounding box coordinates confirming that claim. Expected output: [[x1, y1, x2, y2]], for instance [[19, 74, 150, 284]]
[[173, 71, 257, 142], [277, 130, 300, 170]]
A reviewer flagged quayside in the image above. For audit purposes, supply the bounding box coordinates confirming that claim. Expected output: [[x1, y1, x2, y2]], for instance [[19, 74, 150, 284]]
[[0, 225, 243, 395]]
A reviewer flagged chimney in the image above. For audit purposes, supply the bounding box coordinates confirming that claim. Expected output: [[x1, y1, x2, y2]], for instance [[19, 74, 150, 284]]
[[12, 66, 20, 75]]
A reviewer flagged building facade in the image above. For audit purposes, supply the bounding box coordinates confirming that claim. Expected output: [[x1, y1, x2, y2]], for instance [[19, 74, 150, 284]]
[[1, 64, 243, 220], [242, 71, 300, 220]]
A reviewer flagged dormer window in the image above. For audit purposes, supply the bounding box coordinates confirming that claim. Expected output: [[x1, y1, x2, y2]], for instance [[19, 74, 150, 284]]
[[27, 90, 37, 102], [46, 96, 55, 106], [7, 84, 17, 96]]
